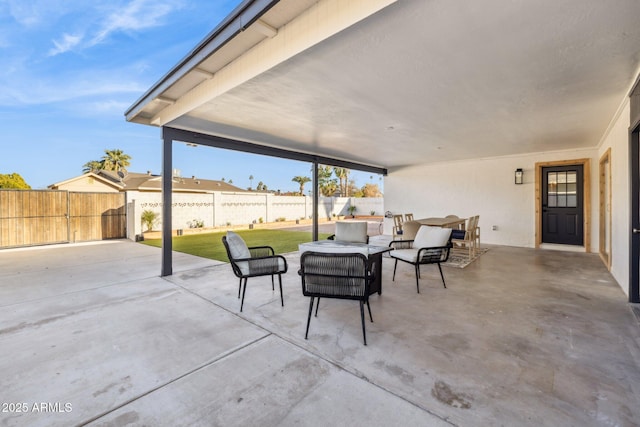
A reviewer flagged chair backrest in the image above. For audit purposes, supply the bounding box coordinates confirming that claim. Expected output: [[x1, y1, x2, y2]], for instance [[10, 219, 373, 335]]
[[223, 231, 250, 260], [413, 226, 453, 264], [401, 220, 421, 240], [445, 214, 459, 218], [393, 214, 404, 229], [222, 232, 251, 277], [404, 213, 414, 221], [334, 221, 368, 243], [300, 252, 369, 298], [465, 216, 479, 238], [414, 226, 452, 249]]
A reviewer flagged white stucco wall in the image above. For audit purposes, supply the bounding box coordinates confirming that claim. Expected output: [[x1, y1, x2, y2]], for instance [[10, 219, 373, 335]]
[[385, 98, 634, 297], [598, 100, 631, 296], [384, 147, 600, 249]]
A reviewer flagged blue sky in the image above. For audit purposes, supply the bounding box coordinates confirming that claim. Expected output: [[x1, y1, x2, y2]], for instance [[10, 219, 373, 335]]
[[0, 0, 382, 192]]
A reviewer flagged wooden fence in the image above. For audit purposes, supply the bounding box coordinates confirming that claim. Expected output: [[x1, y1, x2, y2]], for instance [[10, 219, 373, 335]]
[[0, 190, 126, 248]]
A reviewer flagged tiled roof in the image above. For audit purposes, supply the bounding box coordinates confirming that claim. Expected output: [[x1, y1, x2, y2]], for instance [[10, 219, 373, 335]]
[[97, 171, 248, 193]]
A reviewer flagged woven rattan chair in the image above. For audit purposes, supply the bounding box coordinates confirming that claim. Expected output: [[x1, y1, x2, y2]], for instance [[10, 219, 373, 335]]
[[222, 231, 288, 312], [389, 226, 452, 293], [299, 251, 375, 345]]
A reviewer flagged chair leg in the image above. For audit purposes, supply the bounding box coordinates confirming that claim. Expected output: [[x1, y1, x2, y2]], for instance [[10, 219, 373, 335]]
[[271, 274, 275, 291], [278, 274, 284, 306], [238, 278, 242, 298], [240, 278, 248, 312], [415, 264, 420, 293], [315, 298, 320, 317], [392, 259, 398, 281], [360, 300, 367, 346], [437, 263, 447, 288], [305, 297, 315, 339], [366, 299, 373, 322]]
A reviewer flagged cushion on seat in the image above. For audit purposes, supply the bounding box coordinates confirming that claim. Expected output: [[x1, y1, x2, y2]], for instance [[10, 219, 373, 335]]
[[413, 226, 452, 249], [451, 229, 466, 240], [390, 248, 419, 263], [226, 231, 251, 259], [235, 261, 249, 275], [335, 221, 368, 243], [236, 255, 287, 276]]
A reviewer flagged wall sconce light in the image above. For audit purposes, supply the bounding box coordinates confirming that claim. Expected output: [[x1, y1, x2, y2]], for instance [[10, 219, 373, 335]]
[[515, 168, 524, 185]]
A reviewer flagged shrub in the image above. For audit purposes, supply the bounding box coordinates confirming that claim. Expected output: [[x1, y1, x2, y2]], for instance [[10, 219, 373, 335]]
[[141, 210, 159, 232], [188, 219, 204, 228]]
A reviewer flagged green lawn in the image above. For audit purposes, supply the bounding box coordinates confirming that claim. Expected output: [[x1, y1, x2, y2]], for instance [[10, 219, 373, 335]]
[[140, 229, 330, 262]]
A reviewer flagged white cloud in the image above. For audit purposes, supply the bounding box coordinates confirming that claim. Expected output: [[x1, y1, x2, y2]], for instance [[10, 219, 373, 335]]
[[3, 0, 79, 28], [91, 0, 180, 46], [0, 72, 146, 106], [38, 0, 183, 55], [85, 100, 132, 115], [48, 32, 83, 56]]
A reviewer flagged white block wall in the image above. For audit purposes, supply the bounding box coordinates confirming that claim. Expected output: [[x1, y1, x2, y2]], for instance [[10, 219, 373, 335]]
[[126, 191, 383, 238]]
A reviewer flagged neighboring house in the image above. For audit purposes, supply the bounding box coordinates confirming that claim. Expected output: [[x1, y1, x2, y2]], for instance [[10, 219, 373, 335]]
[[48, 172, 123, 193], [49, 171, 250, 239], [49, 170, 246, 194], [49, 171, 381, 240]]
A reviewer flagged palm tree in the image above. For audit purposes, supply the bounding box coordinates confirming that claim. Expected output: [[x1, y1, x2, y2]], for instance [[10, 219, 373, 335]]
[[82, 160, 103, 174], [249, 175, 254, 189], [291, 176, 311, 195], [101, 149, 131, 173], [318, 166, 337, 196], [333, 167, 350, 196]]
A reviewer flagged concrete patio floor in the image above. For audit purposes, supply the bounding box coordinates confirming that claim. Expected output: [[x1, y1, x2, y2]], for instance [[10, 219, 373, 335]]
[[1, 239, 640, 426]]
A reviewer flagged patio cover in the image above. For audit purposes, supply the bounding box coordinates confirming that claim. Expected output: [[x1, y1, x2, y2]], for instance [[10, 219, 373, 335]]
[[125, 0, 640, 275]]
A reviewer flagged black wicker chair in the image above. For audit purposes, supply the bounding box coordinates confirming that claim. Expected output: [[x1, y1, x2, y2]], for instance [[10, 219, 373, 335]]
[[222, 233, 288, 312], [299, 251, 375, 345], [389, 226, 453, 293]]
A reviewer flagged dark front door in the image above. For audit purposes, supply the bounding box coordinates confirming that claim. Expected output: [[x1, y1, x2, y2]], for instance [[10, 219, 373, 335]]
[[541, 165, 584, 245]]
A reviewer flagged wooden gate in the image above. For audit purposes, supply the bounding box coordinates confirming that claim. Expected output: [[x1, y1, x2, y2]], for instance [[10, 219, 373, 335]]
[[0, 190, 126, 248], [68, 192, 126, 242]]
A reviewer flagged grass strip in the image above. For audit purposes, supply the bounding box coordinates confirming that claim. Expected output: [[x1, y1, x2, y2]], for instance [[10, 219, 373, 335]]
[[140, 229, 330, 262]]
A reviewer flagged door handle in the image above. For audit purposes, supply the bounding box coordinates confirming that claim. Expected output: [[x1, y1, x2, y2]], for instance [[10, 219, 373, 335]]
[[633, 229, 640, 234]]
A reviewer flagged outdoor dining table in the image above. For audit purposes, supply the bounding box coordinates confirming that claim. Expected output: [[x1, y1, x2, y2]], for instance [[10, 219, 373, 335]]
[[416, 217, 467, 229], [298, 240, 392, 295]]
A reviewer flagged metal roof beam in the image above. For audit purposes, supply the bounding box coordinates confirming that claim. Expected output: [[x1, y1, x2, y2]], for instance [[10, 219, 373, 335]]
[[162, 126, 387, 175]]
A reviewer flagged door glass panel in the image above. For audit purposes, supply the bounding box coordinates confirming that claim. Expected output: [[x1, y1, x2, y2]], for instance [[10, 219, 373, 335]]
[[567, 171, 577, 207], [547, 172, 557, 207], [557, 172, 567, 204], [558, 172, 567, 183], [547, 170, 578, 207]]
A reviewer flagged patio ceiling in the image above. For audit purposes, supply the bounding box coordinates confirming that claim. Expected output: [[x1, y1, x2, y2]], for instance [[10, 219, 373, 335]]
[[126, 0, 640, 171]]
